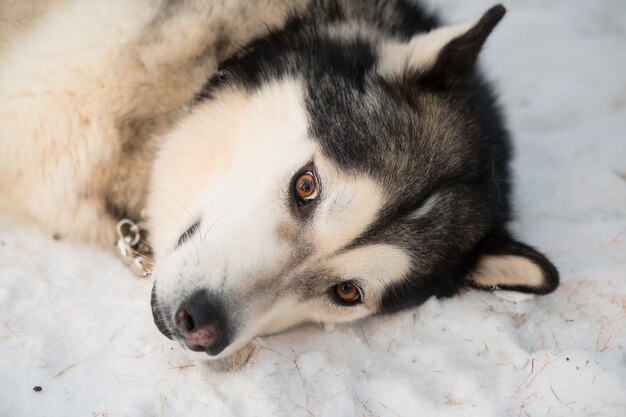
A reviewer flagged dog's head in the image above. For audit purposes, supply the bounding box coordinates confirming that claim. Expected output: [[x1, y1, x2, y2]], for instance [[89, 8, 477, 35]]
[[147, 5, 558, 359]]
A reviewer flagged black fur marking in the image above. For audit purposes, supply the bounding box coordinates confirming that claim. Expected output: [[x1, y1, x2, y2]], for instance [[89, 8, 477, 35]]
[[193, 0, 438, 102], [194, 30, 376, 102]]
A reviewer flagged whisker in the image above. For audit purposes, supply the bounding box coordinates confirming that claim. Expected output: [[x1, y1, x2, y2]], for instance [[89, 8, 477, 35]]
[[130, 251, 154, 263], [180, 206, 199, 229], [202, 206, 238, 241]]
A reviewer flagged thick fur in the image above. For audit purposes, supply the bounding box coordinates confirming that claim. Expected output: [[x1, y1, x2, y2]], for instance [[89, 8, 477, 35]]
[[0, 0, 308, 243], [0, 0, 559, 360]]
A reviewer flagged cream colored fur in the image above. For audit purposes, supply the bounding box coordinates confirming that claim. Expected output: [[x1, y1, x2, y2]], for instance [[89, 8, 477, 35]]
[[469, 255, 545, 289], [0, 0, 482, 251], [0, 0, 308, 244]]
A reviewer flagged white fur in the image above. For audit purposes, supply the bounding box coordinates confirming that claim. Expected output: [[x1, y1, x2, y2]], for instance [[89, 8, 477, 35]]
[[147, 79, 315, 258], [150, 77, 314, 303]]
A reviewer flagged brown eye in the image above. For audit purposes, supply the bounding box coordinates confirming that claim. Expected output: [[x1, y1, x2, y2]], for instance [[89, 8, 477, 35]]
[[294, 171, 318, 203], [334, 282, 362, 305]]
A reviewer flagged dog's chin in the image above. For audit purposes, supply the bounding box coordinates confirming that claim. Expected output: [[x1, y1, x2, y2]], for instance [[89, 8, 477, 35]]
[[173, 335, 256, 362], [175, 338, 258, 371]]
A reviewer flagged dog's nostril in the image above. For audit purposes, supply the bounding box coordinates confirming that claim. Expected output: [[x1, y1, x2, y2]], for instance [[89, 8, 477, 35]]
[[173, 290, 230, 355], [175, 309, 195, 333]]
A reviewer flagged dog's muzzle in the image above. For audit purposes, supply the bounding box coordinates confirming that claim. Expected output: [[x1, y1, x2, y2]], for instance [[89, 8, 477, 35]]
[[151, 286, 230, 356]]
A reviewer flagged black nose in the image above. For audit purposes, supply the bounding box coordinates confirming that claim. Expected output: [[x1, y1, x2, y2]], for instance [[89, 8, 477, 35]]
[[175, 290, 229, 356]]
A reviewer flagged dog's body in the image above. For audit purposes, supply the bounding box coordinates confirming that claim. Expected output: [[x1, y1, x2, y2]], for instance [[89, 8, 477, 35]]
[[0, 0, 558, 360], [0, 0, 312, 244]]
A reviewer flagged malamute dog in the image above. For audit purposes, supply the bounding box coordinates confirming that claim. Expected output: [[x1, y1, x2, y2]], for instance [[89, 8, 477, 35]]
[[0, 0, 558, 360]]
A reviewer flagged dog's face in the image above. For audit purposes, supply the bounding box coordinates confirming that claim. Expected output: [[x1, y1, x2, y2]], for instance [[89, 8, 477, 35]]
[[148, 6, 558, 359], [150, 79, 412, 357]]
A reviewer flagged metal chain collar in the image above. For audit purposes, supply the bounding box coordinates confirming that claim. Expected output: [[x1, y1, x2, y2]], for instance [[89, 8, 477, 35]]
[[115, 218, 153, 278]]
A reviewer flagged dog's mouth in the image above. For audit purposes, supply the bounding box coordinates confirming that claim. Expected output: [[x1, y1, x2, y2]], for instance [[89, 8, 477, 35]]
[[150, 285, 174, 340]]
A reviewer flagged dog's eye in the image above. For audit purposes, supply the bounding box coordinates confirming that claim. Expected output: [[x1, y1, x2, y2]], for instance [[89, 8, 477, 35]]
[[294, 171, 318, 204], [333, 282, 362, 305], [177, 221, 199, 248], [290, 165, 321, 218]]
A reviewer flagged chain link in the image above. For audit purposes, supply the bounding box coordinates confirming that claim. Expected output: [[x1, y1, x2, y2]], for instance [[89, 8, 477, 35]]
[[115, 218, 153, 278]]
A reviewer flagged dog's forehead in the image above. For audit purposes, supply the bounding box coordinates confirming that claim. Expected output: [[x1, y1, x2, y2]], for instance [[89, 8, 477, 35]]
[[198, 30, 470, 194], [305, 76, 469, 194], [148, 77, 313, 256], [185, 44, 472, 253]]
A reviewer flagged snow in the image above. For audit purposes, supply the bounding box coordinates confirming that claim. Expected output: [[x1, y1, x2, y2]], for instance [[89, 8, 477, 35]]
[[1, 0, 625, 416]]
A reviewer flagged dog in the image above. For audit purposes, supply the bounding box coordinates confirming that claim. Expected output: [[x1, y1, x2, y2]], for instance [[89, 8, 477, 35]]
[[0, 0, 559, 360]]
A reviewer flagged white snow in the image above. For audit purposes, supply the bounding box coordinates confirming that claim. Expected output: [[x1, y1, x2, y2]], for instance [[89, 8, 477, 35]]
[[1, 0, 625, 416]]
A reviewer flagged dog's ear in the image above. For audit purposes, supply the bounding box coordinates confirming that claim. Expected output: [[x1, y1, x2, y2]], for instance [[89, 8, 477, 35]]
[[466, 231, 559, 295], [377, 4, 505, 86]]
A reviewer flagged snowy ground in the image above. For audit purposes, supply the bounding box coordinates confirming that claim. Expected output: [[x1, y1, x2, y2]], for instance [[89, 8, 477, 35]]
[[1, 0, 625, 416]]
